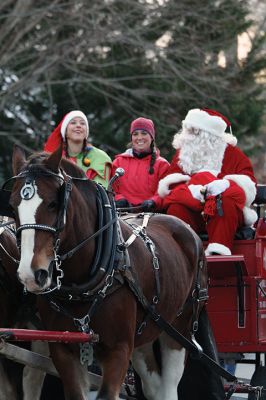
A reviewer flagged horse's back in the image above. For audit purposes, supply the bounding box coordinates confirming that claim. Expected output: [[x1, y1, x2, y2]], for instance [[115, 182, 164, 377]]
[[120, 212, 204, 267], [119, 213, 207, 326]]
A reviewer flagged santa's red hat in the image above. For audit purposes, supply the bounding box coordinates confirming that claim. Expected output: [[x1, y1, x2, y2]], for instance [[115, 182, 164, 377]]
[[130, 117, 155, 139], [44, 110, 89, 152], [182, 108, 229, 137]]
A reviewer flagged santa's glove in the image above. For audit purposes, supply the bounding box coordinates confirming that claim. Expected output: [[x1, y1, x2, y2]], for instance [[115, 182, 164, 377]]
[[115, 198, 130, 208], [204, 179, 230, 196], [140, 199, 155, 211], [188, 184, 205, 202]]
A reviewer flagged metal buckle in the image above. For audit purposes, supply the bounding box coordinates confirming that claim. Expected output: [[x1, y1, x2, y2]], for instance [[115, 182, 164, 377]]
[[20, 181, 35, 200], [98, 271, 114, 298]]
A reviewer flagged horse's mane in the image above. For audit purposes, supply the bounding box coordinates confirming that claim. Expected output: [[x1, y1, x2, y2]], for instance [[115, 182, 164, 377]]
[[26, 151, 87, 179], [60, 158, 87, 179], [23, 151, 97, 203]]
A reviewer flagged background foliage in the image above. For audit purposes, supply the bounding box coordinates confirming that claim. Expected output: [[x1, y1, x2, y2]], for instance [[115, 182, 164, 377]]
[[0, 0, 265, 179]]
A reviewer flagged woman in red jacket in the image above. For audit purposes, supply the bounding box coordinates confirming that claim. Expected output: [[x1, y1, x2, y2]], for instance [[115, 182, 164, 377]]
[[112, 117, 169, 211]]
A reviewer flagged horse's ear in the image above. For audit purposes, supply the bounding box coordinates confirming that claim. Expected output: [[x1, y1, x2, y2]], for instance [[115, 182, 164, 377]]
[[45, 145, 63, 172], [12, 144, 27, 175]]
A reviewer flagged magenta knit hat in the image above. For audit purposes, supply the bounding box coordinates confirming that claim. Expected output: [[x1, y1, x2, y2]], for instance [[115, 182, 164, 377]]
[[130, 117, 155, 139]]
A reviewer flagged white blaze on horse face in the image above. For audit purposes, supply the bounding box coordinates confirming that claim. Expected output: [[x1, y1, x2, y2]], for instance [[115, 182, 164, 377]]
[[17, 187, 43, 291]]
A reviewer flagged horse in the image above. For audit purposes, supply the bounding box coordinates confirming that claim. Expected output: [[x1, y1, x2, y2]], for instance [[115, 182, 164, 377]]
[[0, 222, 23, 400], [0, 222, 21, 329], [8, 144, 210, 400], [0, 222, 56, 400]]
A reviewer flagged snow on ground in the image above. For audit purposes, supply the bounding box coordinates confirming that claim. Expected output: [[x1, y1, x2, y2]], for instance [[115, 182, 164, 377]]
[[232, 354, 256, 399]]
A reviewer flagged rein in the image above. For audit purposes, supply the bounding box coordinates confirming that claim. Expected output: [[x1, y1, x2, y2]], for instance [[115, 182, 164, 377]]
[[115, 214, 237, 384], [59, 215, 117, 261], [0, 220, 16, 229], [123, 264, 237, 384]]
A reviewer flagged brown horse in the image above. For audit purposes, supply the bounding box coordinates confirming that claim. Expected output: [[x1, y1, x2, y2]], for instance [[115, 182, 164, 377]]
[[0, 223, 20, 328], [0, 223, 23, 400], [0, 223, 53, 400], [8, 145, 209, 400]]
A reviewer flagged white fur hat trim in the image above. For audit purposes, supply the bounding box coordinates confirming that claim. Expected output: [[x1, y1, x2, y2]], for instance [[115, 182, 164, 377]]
[[61, 110, 89, 141], [183, 109, 227, 137]]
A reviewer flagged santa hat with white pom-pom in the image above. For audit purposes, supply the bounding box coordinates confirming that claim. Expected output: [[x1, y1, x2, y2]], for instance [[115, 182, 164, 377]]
[[173, 108, 237, 149]]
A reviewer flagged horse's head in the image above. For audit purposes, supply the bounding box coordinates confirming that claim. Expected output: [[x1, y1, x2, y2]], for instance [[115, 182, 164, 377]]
[[9, 145, 96, 293]]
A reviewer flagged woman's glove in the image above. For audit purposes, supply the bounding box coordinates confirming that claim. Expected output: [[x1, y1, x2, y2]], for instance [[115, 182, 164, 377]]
[[188, 184, 205, 202], [115, 198, 130, 208], [204, 179, 230, 196], [140, 199, 155, 211]]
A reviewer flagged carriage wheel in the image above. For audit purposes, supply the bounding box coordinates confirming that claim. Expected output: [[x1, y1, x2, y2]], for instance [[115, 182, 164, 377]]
[[248, 365, 266, 400]]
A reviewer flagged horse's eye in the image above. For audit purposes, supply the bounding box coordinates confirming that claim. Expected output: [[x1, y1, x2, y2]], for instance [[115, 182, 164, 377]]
[[48, 201, 58, 210]]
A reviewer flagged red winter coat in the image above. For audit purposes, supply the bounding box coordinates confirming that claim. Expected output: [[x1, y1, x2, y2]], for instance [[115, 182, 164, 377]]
[[112, 149, 169, 209], [158, 144, 257, 227]]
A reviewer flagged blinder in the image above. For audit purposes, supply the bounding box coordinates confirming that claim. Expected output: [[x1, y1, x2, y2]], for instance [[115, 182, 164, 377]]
[[0, 189, 14, 218], [55, 178, 73, 232], [2, 167, 72, 251]]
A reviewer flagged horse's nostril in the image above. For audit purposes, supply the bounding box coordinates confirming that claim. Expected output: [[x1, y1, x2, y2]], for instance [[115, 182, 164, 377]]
[[34, 269, 48, 287]]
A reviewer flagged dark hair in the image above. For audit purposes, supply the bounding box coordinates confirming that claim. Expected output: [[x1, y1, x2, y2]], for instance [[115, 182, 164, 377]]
[[149, 140, 156, 175], [64, 138, 87, 158]]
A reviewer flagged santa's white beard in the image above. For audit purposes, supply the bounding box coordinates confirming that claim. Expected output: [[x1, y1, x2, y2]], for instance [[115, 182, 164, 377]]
[[178, 131, 227, 175]]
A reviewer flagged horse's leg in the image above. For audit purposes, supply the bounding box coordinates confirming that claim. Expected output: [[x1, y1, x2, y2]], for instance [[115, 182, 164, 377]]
[[0, 360, 18, 400], [132, 334, 186, 400], [22, 341, 49, 400], [132, 341, 160, 400], [23, 367, 45, 400], [49, 342, 91, 400], [96, 343, 132, 400], [159, 333, 186, 400], [178, 307, 226, 400]]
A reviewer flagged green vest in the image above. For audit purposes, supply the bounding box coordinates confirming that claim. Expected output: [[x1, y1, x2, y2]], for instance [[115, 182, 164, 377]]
[[74, 146, 112, 188]]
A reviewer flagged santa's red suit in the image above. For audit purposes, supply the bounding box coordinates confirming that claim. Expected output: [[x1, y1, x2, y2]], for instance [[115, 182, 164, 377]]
[[158, 108, 257, 255]]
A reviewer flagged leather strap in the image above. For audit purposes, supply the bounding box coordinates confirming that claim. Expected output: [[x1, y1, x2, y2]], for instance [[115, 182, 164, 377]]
[[124, 268, 237, 383]]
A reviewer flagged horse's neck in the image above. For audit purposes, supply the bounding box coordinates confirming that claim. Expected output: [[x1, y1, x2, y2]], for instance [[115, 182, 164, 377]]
[[61, 187, 97, 280]]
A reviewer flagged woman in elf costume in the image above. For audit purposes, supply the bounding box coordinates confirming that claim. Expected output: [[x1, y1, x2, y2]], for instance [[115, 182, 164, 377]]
[[44, 110, 112, 188]]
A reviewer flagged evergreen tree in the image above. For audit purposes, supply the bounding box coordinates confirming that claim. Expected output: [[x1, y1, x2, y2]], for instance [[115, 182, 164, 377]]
[[0, 0, 265, 178]]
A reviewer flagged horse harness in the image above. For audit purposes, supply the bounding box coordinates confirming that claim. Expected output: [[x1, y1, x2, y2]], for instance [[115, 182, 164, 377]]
[[1, 165, 237, 383], [0, 225, 18, 296]]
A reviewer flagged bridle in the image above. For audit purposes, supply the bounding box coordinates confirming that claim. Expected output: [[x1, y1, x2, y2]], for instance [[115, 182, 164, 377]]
[[14, 169, 72, 242], [2, 165, 118, 295]]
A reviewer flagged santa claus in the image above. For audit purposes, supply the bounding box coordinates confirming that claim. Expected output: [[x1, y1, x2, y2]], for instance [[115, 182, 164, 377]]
[[158, 108, 257, 255]]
